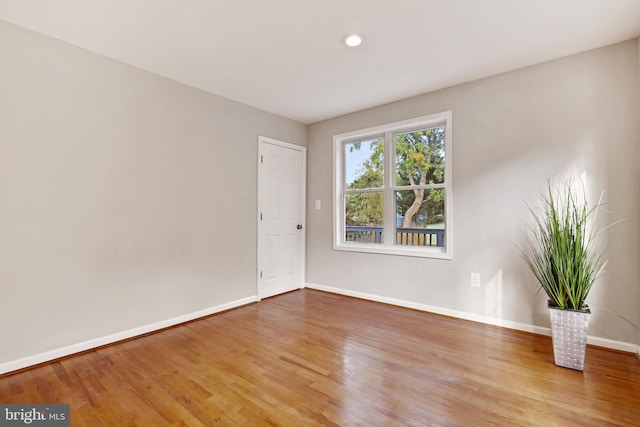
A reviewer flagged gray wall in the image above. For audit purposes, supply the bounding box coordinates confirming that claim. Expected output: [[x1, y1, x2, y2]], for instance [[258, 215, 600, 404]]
[[0, 21, 306, 365], [307, 39, 640, 346]]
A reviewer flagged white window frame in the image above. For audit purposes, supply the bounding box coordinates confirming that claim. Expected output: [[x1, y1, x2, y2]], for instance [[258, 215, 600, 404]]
[[333, 111, 452, 259]]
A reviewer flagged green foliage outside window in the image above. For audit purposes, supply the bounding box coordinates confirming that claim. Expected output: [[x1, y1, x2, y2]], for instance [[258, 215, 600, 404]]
[[345, 127, 445, 228]]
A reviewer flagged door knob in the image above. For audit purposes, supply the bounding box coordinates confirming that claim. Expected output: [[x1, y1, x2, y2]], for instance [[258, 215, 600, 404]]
[[297, 224, 303, 230]]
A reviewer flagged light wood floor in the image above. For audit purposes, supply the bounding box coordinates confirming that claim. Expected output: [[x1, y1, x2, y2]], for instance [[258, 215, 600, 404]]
[[1, 289, 639, 426]]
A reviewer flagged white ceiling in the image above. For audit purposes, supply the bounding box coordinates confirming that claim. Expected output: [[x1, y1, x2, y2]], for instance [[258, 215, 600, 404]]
[[1, 1, 640, 124]]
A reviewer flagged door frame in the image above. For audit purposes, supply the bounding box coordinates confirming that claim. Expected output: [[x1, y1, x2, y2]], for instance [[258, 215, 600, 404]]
[[257, 135, 306, 300]]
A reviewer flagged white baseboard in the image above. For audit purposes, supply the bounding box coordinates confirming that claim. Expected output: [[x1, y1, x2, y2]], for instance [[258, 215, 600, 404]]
[[0, 296, 257, 376], [306, 283, 639, 354]]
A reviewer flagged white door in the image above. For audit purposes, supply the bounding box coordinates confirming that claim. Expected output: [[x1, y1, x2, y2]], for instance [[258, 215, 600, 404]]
[[258, 136, 306, 299]]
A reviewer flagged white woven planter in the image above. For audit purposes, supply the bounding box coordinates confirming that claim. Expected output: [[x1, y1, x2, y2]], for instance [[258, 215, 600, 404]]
[[548, 303, 590, 371]]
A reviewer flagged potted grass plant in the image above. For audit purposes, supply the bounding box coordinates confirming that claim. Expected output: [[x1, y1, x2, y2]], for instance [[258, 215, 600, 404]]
[[521, 177, 606, 371]]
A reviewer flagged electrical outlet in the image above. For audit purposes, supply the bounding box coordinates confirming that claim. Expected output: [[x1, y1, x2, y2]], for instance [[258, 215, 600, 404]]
[[471, 273, 481, 288]]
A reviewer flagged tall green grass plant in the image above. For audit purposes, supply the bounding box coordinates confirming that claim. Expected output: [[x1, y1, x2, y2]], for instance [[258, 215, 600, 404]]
[[522, 179, 606, 311]]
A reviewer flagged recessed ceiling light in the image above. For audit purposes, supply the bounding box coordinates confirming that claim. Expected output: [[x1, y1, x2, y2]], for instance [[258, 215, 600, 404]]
[[342, 34, 363, 47]]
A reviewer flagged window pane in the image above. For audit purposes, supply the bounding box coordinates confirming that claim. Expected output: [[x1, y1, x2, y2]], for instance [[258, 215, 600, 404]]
[[395, 189, 445, 247], [395, 127, 445, 186], [345, 137, 384, 189], [345, 192, 384, 244]]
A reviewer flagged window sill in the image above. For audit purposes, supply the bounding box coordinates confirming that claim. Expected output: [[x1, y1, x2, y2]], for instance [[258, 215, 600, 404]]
[[333, 242, 452, 259]]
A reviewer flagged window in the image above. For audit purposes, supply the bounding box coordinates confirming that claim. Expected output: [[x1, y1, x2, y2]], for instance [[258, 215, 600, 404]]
[[333, 111, 452, 258]]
